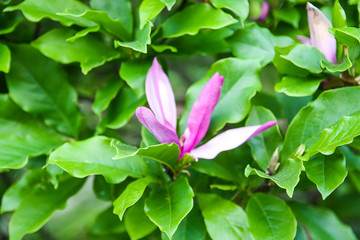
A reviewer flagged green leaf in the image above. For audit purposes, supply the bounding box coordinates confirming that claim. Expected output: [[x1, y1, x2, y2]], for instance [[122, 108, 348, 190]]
[[112, 141, 180, 173], [8, 173, 85, 240], [160, 3, 237, 39], [289, 202, 357, 240], [144, 177, 194, 239], [282, 87, 360, 162], [198, 193, 251, 240], [320, 55, 352, 72], [124, 198, 157, 240], [304, 150, 347, 199], [332, 0, 347, 28], [160, 0, 176, 10], [210, 0, 249, 23], [139, 0, 165, 29], [245, 158, 303, 197], [93, 176, 114, 201], [245, 106, 282, 171], [66, 25, 100, 42], [92, 77, 123, 116], [0, 12, 23, 35], [246, 193, 297, 240], [114, 21, 152, 53], [113, 178, 150, 220], [5, 44, 80, 137], [273, 7, 300, 28], [119, 59, 152, 97], [4, 0, 94, 27], [180, 58, 261, 135], [31, 28, 122, 74], [151, 44, 178, 53], [0, 42, 10, 73], [48, 136, 152, 183], [275, 76, 324, 97], [89, 0, 133, 34], [98, 86, 145, 130], [90, 207, 127, 236], [228, 23, 295, 67], [330, 27, 360, 47]]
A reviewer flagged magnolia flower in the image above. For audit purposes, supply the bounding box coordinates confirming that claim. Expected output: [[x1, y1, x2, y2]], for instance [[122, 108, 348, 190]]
[[136, 58, 277, 160], [258, 1, 270, 21], [297, 2, 337, 64]]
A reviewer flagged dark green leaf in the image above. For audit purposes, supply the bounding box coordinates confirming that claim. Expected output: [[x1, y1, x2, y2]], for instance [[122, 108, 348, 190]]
[[275, 76, 324, 97], [115, 21, 152, 53], [0, 12, 23, 35], [246, 193, 297, 240], [144, 177, 194, 238]]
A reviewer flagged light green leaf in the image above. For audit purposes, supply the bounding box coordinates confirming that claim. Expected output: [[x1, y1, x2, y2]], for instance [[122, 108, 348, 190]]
[[332, 0, 347, 28], [198, 193, 251, 240], [48, 136, 152, 183], [245, 158, 303, 197], [180, 58, 261, 135], [160, 3, 237, 38], [89, 0, 133, 33], [275, 76, 324, 97], [246, 193, 297, 240], [114, 21, 152, 53], [228, 23, 295, 67], [304, 150, 347, 199], [151, 44, 178, 53], [0, 42, 10, 73], [5, 44, 81, 137], [145, 177, 194, 239], [113, 178, 150, 220], [210, 0, 249, 23], [0, 12, 23, 35], [92, 77, 123, 116], [8, 174, 85, 240], [330, 27, 360, 47], [112, 141, 180, 173], [245, 106, 282, 171], [289, 202, 357, 240], [119, 59, 152, 97], [139, 0, 165, 29], [4, 0, 94, 27], [273, 7, 300, 28], [320, 55, 352, 72], [31, 28, 122, 74], [66, 26, 100, 42], [160, 0, 176, 10], [0, 95, 65, 169]]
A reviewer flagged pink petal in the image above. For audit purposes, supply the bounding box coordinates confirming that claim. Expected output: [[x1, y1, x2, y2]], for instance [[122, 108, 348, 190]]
[[182, 72, 224, 155], [296, 35, 311, 45], [257, 1, 270, 21], [136, 107, 180, 146], [145, 57, 177, 131], [190, 121, 277, 160], [307, 2, 337, 64]]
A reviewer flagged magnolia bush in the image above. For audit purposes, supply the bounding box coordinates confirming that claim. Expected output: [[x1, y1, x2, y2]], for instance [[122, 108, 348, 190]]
[[1, 0, 360, 239]]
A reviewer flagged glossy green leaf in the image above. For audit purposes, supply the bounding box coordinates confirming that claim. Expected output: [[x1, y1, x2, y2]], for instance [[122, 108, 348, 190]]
[[180, 58, 261, 135], [332, 0, 347, 28], [0, 12, 23, 35], [0, 95, 65, 169], [124, 198, 157, 240], [246, 193, 297, 240], [160, 3, 237, 38], [113, 178, 150, 220], [304, 150, 347, 199], [98, 86, 145, 130], [228, 23, 295, 67], [112, 141, 180, 173], [151, 44, 177, 53], [320, 56, 352, 72], [5, 44, 81, 137], [66, 25, 100, 42], [144, 177, 194, 239], [115, 21, 152, 53], [245, 106, 282, 171], [139, 0, 165, 29], [289, 202, 357, 240], [8, 173, 85, 240], [275, 76, 324, 97], [245, 158, 303, 197], [282, 87, 360, 162], [119, 59, 152, 97], [160, 0, 175, 10], [90, 0, 133, 33], [4, 0, 94, 27], [210, 0, 249, 22], [273, 7, 300, 28], [0, 42, 10, 73], [31, 28, 122, 74], [92, 77, 123, 116], [198, 193, 251, 240], [330, 27, 360, 47], [48, 136, 152, 183]]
